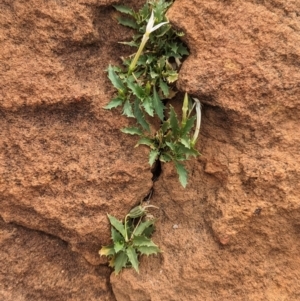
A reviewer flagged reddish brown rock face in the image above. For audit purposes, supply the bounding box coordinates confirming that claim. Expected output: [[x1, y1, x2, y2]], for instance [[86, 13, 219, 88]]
[[0, 0, 150, 297], [111, 0, 300, 300], [1, 0, 300, 300]]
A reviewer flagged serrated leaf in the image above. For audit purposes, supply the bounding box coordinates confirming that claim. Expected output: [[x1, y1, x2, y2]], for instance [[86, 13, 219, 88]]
[[180, 137, 191, 149], [157, 57, 166, 70], [149, 149, 159, 166], [107, 214, 126, 238], [114, 241, 125, 253], [161, 120, 170, 133], [143, 224, 155, 238], [114, 251, 128, 275], [123, 100, 134, 118], [143, 97, 154, 116], [159, 78, 169, 97], [165, 70, 178, 83], [177, 144, 200, 157], [126, 246, 139, 273], [175, 162, 188, 188], [127, 80, 145, 99], [169, 106, 179, 138], [113, 5, 133, 15], [169, 42, 178, 54], [99, 245, 115, 257], [121, 127, 142, 135], [136, 246, 160, 256], [136, 137, 154, 148], [150, 70, 159, 79], [111, 227, 123, 243], [134, 220, 155, 236], [117, 17, 139, 29], [109, 257, 115, 268], [108, 65, 124, 90], [181, 115, 196, 137], [178, 43, 189, 56], [133, 236, 158, 247], [104, 97, 123, 110], [165, 141, 175, 151], [153, 86, 165, 121], [134, 98, 150, 132], [160, 153, 172, 162]]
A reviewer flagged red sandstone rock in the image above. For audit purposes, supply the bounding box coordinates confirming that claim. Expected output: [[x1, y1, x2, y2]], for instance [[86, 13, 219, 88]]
[[0, 0, 151, 267], [111, 0, 300, 300], [1, 0, 300, 300]]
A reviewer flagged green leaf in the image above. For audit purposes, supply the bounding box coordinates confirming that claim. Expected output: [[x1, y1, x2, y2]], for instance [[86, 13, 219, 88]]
[[134, 220, 155, 236], [136, 246, 160, 256], [126, 246, 139, 273], [153, 86, 165, 121], [175, 162, 188, 188], [165, 70, 178, 83], [113, 5, 134, 15], [111, 227, 123, 244], [143, 97, 154, 116], [177, 144, 200, 157], [99, 245, 115, 257], [143, 224, 155, 238], [123, 100, 134, 118], [133, 236, 158, 247], [169, 106, 180, 137], [107, 214, 126, 238], [159, 78, 169, 97], [108, 65, 124, 90], [121, 127, 142, 135], [161, 120, 170, 133], [178, 44, 189, 56], [114, 241, 125, 253], [117, 17, 139, 29], [127, 81, 145, 99], [134, 98, 150, 132], [136, 137, 154, 148], [114, 251, 128, 275], [165, 141, 175, 151], [149, 149, 159, 166], [104, 97, 123, 110], [181, 115, 196, 137], [150, 69, 159, 79], [180, 137, 191, 149], [160, 153, 172, 162]]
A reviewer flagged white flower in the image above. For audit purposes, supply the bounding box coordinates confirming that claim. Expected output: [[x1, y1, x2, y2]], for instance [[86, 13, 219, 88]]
[[129, 10, 169, 73], [146, 10, 168, 35]]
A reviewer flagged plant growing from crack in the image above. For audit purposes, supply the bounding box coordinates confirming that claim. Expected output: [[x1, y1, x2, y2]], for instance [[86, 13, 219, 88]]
[[99, 204, 160, 274], [104, 0, 202, 187]]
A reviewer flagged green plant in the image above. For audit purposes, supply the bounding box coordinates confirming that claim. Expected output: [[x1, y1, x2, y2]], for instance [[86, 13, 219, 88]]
[[99, 205, 160, 275], [104, 0, 201, 186]]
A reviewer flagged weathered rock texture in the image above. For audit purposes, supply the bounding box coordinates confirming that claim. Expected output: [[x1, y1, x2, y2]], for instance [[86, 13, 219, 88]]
[[1, 0, 300, 300], [0, 217, 115, 301], [111, 0, 300, 300], [0, 0, 150, 270]]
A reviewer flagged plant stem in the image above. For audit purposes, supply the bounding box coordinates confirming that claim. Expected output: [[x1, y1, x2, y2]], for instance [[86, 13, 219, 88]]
[[128, 35, 149, 75], [124, 215, 129, 242], [131, 215, 143, 239]]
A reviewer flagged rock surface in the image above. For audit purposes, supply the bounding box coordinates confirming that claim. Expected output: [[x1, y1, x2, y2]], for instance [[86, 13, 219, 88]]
[[0, 0, 151, 266], [1, 0, 300, 300], [0, 217, 115, 301], [111, 0, 300, 300]]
